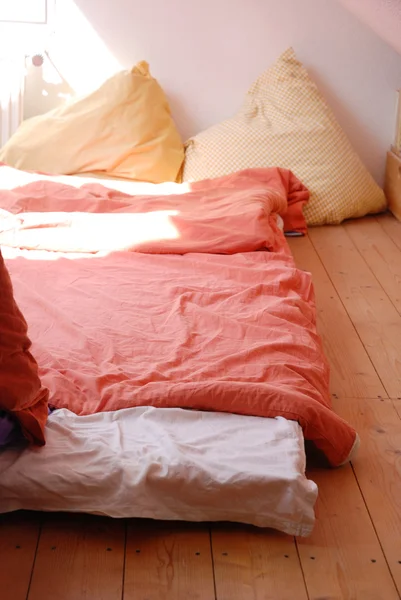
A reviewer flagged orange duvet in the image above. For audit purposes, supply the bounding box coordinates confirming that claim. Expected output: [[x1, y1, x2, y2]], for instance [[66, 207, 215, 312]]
[[0, 165, 357, 465]]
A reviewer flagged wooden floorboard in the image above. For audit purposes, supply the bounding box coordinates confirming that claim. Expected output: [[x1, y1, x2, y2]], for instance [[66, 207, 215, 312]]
[[297, 464, 399, 599], [288, 234, 386, 399], [345, 217, 401, 316], [377, 213, 401, 252], [394, 400, 401, 421], [124, 520, 215, 600], [333, 397, 401, 595], [0, 512, 41, 600], [27, 514, 125, 600], [309, 225, 401, 398], [211, 525, 307, 600]]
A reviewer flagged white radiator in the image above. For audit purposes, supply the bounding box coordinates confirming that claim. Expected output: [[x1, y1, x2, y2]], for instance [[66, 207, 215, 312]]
[[0, 55, 25, 147]]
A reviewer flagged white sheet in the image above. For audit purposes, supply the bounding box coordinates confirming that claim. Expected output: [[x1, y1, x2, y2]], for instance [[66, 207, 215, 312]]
[[0, 407, 317, 536]]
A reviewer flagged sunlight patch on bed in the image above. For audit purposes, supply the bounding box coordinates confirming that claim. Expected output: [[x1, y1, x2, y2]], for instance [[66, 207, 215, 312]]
[[0, 165, 192, 196], [74, 211, 182, 251], [1, 210, 181, 258]]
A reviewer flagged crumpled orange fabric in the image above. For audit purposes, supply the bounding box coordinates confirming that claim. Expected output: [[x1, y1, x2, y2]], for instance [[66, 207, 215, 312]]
[[0, 165, 358, 465], [0, 250, 48, 445], [0, 166, 308, 254]]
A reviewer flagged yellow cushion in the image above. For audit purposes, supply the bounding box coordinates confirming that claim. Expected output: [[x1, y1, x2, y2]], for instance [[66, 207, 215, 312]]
[[0, 62, 184, 184], [183, 48, 386, 225]]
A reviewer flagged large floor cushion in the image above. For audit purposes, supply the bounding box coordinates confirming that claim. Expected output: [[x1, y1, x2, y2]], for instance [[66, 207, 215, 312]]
[[0, 62, 184, 184], [183, 48, 386, 225]]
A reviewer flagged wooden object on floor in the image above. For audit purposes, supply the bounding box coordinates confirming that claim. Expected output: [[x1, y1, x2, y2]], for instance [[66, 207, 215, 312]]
[[0, 512, 40, 600], [211, 525, 307, 600], [385, 150, 401, 221], [334, 397, 401, 594], [309, 225, 401, 398], [124, 520, 215, 600], [393, 90, 401, 155], [27, 514, 125, 600], [288, 235, 385, 399], [297, 464, 399, 599]]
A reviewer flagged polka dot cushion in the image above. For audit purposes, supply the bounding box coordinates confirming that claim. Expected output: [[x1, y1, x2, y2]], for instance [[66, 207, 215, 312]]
[[183, 48, 386, 226]]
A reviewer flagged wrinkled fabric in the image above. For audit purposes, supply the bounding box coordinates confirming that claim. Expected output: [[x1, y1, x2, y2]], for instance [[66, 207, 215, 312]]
[[0, 250, 48, 445], [0, 412, 20, 447], [0, 407, 318, 536], [0, 164, 357, 465], [0, 165, 308, 254]]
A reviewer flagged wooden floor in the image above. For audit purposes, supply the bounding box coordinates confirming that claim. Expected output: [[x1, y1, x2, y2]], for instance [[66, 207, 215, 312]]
[[1, 213, 401, 600]]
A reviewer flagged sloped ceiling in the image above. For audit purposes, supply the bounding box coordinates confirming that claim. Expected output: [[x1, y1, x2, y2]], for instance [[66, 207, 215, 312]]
[[337, 0, 401, 55]]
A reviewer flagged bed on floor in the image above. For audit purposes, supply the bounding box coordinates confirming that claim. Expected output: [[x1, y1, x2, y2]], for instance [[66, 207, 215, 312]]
[[2, 46, 382, 538], [0, 163, 359, 537]]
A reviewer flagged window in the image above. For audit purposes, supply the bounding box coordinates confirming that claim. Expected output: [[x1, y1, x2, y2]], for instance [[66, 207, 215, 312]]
[[0, 0, 47, 24]]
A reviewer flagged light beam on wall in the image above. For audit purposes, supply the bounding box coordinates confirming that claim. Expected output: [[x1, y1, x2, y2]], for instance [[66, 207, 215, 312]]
[[47, 0, 122, 96]]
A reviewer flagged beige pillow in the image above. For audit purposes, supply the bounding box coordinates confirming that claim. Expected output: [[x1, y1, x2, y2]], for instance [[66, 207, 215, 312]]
[[0, 62, 184, 184], [183, 48, 386, 225]]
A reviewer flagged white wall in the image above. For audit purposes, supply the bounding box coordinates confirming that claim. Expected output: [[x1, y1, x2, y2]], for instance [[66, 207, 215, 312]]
[[25, 0, 401, 185], [338, 0, 401, 55]]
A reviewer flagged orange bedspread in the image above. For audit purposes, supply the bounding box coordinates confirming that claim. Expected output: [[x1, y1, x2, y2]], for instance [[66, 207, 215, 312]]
[[0, 165, 357, 465]]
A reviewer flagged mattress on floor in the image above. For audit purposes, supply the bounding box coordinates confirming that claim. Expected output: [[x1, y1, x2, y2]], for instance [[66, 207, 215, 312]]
[[0, 165, 357, 537], [0, 406, 318, 537], [0, 164, 357, 466]]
